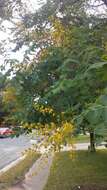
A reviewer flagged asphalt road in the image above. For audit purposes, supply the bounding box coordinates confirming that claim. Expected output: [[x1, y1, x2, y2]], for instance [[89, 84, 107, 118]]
[[0, 136, 106, 170], [0, 135, 31, 170]]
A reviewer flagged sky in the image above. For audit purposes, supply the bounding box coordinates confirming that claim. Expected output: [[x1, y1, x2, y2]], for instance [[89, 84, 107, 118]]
[[23, 0, 46, 13], [0, 0, 46, 72]]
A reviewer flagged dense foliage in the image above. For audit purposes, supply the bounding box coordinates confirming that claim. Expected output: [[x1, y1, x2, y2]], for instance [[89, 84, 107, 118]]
[[1, 0, 107, 151]]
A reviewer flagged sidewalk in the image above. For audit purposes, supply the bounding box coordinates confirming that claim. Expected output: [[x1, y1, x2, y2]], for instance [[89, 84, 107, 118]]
[[8, 154, 53, 190]]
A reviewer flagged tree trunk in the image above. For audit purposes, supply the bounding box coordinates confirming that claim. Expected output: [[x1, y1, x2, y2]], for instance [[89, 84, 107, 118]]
[[82, 126, 86, 135], [89, 131, 96, 152]]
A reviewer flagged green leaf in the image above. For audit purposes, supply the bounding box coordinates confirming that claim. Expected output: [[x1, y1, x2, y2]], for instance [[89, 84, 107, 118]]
[[87, 62, 107, 71], [85, 105, 103, 125], [97, 95, 107, 106]]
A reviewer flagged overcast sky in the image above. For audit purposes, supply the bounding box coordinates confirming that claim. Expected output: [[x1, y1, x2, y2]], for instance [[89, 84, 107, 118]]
[[23, 0, 46, 13], [0, 0, 46, 72]]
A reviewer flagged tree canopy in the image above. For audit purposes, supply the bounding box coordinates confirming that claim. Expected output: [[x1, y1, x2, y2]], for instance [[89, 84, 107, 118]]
[[1, 0, 107, 151]]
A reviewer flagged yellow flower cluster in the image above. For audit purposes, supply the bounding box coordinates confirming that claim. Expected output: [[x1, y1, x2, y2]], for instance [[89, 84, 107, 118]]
[[49, 122, 74, 151], [22, 121, 75, 153], [35, 105, 55, 115]]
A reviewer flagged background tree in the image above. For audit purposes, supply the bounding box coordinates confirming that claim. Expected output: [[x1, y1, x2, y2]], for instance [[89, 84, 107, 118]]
[[0, 73, 8, 125]]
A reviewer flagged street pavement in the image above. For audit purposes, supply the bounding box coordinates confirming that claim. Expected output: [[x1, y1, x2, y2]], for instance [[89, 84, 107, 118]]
[[62, 143, 106, 151], [0, 136, 106, 171], [0, 135, 31, 170]]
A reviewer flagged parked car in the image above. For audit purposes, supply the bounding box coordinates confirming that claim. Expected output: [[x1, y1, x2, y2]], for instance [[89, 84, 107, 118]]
[[0, 128, 14, 138], [98, 140, 107, 148]]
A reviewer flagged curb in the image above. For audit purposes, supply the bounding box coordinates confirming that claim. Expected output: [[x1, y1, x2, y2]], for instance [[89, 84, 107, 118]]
[[0, 155, 26, 175]]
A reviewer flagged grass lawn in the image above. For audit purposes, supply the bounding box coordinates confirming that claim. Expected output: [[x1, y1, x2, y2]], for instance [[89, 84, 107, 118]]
[[44, 150, 107, 190], [74, 135, 90, 143], [0, 150, 40, 190]]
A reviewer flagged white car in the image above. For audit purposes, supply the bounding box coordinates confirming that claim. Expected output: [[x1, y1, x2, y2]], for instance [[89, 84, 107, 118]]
[[99, 141, 107, 148]]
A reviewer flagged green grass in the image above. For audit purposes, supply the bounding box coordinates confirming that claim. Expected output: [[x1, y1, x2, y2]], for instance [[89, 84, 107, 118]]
[[75, 134, 90, 143], [0, 150, 40, 190], [44, 150, 107, 190]]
